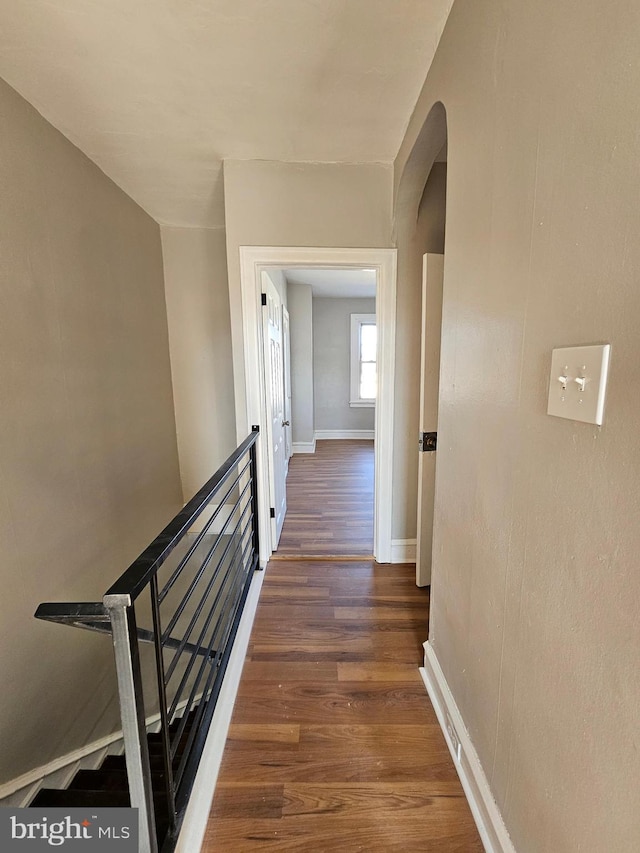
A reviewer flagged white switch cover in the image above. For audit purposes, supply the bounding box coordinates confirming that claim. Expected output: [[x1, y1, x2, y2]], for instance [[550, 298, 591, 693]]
[[547, 344, 611, 425]]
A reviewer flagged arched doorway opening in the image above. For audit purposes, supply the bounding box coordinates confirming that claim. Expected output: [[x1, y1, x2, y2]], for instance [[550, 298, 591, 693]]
[[393, 101, 448, 595]]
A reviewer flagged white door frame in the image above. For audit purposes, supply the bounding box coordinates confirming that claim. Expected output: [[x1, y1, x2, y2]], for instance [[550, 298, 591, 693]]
[[236, 246, 397, 565]]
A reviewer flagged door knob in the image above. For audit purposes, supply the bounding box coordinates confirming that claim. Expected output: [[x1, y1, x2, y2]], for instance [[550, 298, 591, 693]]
[[282, 420, 290, 426], [419, 431, 437, 452]]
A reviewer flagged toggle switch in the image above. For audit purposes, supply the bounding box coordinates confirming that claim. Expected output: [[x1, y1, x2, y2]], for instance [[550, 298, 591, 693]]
[[547, 344, 610, 425]]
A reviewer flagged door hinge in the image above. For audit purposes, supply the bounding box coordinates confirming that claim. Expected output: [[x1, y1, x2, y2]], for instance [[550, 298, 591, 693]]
[[261, 293, 267, 306], [419, 431, 437, 452], [270, 507, 275, 518]]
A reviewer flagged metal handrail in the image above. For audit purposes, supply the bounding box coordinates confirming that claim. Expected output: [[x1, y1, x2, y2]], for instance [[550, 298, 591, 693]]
[[34, 427, 261, 853], [34, 604, 217, 659], [105, 428, 261, 603]]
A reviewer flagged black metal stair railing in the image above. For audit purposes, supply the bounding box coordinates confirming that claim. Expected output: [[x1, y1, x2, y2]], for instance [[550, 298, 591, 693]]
[[34, 427, 261, 853]]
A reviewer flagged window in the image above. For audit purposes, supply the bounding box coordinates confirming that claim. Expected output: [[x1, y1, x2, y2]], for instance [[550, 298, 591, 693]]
[[350, 313, 377, 407]]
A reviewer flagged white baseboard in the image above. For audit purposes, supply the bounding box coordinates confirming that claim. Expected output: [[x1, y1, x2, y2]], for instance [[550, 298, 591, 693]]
[[420, 642, 516, 853], [293, 432, 375, 450], [175, 566, 266, 853], [292, 440, 316, 454], [391, 538, 416, 563], [314, 430, 374, 440]]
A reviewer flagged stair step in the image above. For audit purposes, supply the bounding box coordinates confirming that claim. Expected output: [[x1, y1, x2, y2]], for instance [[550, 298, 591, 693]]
[[28, 706, 205, 845], [69, 769, 128, 793], [100, 754, 167, 775], [150, 717, 197, 743], [31, 788, 130, 808], [148, 733, 191, 758], [100, 754, 127, 773], [31, 786, 171, 833], [68, 768, 168, 794], [33, 787, 169, 805]]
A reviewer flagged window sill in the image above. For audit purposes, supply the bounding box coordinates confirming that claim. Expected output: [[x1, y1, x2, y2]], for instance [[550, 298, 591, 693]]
[[349, 400, 375, 408]]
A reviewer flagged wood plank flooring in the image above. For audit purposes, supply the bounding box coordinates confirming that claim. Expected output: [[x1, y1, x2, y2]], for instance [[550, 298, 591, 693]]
[[275, 440, 374, 557], [203, 442, 480, 851], [203, 561, 482, 852]]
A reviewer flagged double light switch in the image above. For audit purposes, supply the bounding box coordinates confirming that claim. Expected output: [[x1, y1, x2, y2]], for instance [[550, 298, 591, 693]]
[[547, 344, 611, 425]]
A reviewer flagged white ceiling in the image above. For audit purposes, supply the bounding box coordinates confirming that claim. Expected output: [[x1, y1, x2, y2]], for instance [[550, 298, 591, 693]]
[[0, 1, 453, 228], [284, 267, 376, 298]]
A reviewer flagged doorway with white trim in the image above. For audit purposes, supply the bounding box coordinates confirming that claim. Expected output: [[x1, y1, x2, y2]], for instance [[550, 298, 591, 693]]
[[233, 247, 397, 567]]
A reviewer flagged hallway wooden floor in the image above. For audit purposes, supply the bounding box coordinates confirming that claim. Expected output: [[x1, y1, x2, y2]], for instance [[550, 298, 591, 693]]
[[202, 441, 481, 851], [203, 560, 482, 852], [275, 440, 374, 557]]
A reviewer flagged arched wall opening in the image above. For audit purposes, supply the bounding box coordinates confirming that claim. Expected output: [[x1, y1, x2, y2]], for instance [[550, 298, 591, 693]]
[[391, 101, 449, 596]]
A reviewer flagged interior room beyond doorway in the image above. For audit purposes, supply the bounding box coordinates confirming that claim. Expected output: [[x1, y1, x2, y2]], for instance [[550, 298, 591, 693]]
[[264, 264, 377, 558], [274, 439, 374, 558], [236, 246, 396, 565]]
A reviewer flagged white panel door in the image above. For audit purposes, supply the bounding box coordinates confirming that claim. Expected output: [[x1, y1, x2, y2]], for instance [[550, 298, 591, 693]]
[[262, 274, 287, 546], [416, 253, 444, 586]]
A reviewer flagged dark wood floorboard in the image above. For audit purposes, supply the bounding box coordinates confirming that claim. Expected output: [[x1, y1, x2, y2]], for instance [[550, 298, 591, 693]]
[[203, 560, 482, 852], [275, 440, 374, 557]]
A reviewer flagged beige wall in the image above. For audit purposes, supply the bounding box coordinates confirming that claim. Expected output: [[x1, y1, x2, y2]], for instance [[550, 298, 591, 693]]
[[313, 297, 376, 432], [0, 78, 182, 785], [224, 160, 393, 253], [162, 226, 236, 500], [396, 1, 640, 850], [287, 283, 315, 446], [223, 160, 393, 436]]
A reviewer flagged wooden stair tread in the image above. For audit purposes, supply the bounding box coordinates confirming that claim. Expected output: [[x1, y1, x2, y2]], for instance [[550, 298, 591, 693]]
[[31, 788, 130, 808], [68, 768, 167, 794]]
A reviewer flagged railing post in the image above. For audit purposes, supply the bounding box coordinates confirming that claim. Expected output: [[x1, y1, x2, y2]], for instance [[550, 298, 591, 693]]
[[250, 425, 261, 569], [104, 594, 158, 853]]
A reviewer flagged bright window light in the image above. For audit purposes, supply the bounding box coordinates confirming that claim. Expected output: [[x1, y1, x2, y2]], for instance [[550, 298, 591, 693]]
[[350, 314, 376, 407]]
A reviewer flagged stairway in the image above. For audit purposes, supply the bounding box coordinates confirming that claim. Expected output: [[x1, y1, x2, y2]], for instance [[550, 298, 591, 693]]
[[29, 708, 199, 850]]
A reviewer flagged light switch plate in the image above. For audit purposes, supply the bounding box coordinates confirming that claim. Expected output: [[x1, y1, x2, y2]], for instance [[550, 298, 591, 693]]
[[547, 344, 611, 425]]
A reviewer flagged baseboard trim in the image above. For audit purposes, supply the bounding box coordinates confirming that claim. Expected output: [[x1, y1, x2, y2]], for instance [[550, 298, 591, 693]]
[[314, 430, 374, 440], [270, 554, 374, 562], [420, 642, 516, 853], [391, 538, 416, 563], [175, 566, 265, 852], [292, 440, 316, 454]]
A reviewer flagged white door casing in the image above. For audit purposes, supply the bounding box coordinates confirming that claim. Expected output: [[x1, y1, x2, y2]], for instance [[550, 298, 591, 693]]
[[235, 246, 397, 565], [416, 253, 444, 586]]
